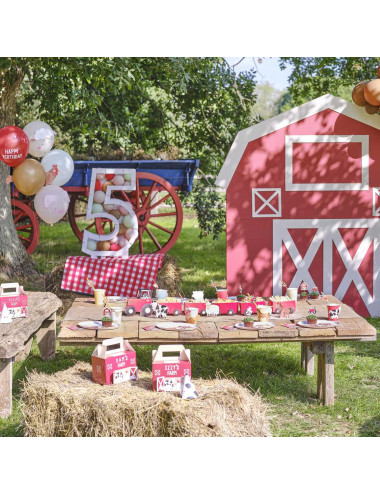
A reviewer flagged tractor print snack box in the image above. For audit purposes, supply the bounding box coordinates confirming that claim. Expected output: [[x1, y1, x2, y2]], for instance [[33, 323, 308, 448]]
[[92, 337, 138, 385], [152, 344, 191, 392], [0, 283, 28, 319]]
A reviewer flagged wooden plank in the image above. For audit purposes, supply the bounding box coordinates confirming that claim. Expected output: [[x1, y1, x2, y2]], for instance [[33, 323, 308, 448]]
[[58, 323, 97, 342], [305, 343, 314, 376], [324, 342, 335, 406], [317, 353, 325, 401], [138, 322, 179, 340], [0, 358, 12, 418], [179, 321, 218, 341], [15, 334, 34, 362], [299, 328, 336, 338], [259, 328, 298, 338], [97, 321, 138, 340], [301, 342, 306, 370], [215, 321, 258, 340], [306, 296, 358, 319], [35, 313, 56, 361], [336, 319, 376, 337], [0, 292, 62, 359]]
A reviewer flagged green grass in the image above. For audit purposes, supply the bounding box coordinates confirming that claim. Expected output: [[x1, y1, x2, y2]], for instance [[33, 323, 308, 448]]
[[1, 212, 379, 437]]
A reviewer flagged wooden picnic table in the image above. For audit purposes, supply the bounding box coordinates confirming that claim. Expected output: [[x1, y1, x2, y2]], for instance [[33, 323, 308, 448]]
[[0, 292, 62, 418], [58, 295, 377, 406]]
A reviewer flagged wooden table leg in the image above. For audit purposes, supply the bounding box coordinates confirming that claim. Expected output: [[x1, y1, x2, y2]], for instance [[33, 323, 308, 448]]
[[301, 342, 314, 376], [312, 341, 335, 405], [0, 358, 12, 418], [323, 342, 335, 406], [36, 312, 56, 361]]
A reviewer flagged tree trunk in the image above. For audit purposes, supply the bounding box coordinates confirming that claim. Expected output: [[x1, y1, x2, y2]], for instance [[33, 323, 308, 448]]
[[0, 65, 39, 280]]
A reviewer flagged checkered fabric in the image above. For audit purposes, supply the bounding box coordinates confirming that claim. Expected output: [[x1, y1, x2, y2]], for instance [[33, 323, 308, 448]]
[[61, 254, 164, 296]]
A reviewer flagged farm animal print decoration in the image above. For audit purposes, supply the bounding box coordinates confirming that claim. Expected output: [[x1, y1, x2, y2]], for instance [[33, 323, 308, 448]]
[[151, 301, 169, 318], [82, 168, 138, 258]]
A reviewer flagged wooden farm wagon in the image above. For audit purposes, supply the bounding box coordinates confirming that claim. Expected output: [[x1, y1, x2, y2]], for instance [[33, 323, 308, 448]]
[[11, 159, 199, 255], [216, 94, 380, 317]]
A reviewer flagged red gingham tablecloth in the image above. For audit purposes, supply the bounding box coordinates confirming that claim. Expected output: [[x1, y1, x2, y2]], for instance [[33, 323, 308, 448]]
[[61, 254, 164, 297]]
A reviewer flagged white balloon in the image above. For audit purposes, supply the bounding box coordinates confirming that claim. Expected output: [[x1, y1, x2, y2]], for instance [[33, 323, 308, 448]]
[[34, 185, 70, 224], [41, 149, 74, 186], [23, 121, 56, 158]]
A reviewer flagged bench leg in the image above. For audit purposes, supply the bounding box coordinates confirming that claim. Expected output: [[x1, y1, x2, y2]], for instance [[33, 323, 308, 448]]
[[301, 342, 314, 376], [15, 335, 34, 362], [0, 358, 12, 418], [36, 313, 56, 361]]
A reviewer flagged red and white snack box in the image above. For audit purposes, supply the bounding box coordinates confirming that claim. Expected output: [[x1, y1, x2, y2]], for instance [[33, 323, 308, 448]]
[[92, 337, 138, 385], [0, 283, 28, 319], [268, 299, 296, 315], [152, 344, 191, 392]]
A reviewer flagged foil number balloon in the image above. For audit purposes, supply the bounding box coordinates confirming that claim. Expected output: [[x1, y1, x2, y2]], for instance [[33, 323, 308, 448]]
[[82, 168, 138, 258]]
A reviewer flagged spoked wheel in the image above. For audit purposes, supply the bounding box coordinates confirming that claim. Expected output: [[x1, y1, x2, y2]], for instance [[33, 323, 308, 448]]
[[11, 199, 40, 254], [68, 193, 113, 241], [95, 172, 183, 254]]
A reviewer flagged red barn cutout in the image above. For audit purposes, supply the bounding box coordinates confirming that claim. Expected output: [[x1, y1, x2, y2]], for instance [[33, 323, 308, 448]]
[[216, 94, 380, 316]]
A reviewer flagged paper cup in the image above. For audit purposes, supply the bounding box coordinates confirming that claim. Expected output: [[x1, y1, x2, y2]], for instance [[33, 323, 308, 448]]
[[327, 303, 341, 321], [216, 288, 228, 299], [94, 289, 106, 306], [111, 307, 123, 325], [286, 287, 298, 301]]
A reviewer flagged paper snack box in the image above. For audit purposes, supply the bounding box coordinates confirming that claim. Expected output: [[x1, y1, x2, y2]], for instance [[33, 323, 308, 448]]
[[92, 337, 138, 385], [0, 283, 28, 319], [152, 345, 191, 392]]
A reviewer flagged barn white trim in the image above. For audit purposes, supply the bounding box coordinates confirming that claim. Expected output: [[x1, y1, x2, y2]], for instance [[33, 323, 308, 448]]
[[216, 94, 380, 190]]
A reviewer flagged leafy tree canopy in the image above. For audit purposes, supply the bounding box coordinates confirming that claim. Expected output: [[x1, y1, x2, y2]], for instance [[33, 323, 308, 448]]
[[0, 57, 257, 239], [279, 57, 380, 104]]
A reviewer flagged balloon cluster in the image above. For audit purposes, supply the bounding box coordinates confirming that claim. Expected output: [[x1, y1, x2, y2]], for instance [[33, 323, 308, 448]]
[[352, 65, 380, 114], [0, 121, 73, 225], [86, 172, 137, 253]]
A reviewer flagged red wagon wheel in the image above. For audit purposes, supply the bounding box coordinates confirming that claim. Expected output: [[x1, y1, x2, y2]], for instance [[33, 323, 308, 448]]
[[11, 199, 40, 254], [68, 193, 113, 241], [95, 172, 183, 254]]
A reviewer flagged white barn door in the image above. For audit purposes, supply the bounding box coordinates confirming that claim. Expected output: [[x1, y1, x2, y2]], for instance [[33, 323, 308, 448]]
[[273, 219, 380, 316]]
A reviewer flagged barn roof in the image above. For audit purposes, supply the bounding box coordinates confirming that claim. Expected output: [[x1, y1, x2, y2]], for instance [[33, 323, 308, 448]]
[[216, 94, 380, 190]]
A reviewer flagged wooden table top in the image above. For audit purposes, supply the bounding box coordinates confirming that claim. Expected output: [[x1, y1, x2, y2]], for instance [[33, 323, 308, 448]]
[[0, 292, 62, 358], [58, 296, 377, 346]]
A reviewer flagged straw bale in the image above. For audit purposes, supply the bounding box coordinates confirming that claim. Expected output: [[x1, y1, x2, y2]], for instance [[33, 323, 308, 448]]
[[20, 363, 271, 437]]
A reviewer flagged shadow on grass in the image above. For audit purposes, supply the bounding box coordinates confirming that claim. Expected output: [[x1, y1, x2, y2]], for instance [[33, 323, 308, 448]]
[[359, 416, 380, 437]]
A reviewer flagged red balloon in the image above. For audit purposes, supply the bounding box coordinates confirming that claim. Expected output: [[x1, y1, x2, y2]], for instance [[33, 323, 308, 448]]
[[105, 173, 115, 180], [110, 244, 121, 251], [95, 179, 102, 191], [0, 126, 29, 167]]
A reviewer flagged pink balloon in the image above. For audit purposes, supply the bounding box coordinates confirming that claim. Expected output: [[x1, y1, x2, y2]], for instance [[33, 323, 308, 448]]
[[109, 236, 119, 244], [34, 185, 70, 224], [119, 205, 129, 215], [118, 237, 127, 248], [110, 244, 121, 251], [112, 174, 124, 185], [96, 173, 105, 180]]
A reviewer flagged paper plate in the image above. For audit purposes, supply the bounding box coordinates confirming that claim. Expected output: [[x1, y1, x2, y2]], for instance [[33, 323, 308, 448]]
[[235, 322, 274, 330], [78, 320, 120, 330], [155, 322, 197, 331], [297, 320, 337, 329]]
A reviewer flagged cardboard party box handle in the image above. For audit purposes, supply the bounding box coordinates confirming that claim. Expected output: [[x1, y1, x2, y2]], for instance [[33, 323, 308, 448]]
[[0, 283, 20, 296], [102, 337, 125, 354], [153, 344, 188, 361]]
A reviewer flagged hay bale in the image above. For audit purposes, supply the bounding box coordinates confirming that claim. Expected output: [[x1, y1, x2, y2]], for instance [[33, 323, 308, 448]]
[[155, 254, 181, 296], [20, 363, 271, 437]]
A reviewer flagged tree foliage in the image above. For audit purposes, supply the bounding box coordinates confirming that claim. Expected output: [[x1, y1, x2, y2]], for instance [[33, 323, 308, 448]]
[[279, 57, 380, 104], [0, 57, 257, 239]]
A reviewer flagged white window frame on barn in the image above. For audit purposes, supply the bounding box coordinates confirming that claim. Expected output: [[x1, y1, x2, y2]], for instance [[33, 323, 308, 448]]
[[284, 134, 370, 192]]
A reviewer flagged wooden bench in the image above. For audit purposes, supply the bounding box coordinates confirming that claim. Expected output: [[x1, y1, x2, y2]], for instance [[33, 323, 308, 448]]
[[58, 295, 377, 406], [0, 292, 62, 418]]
